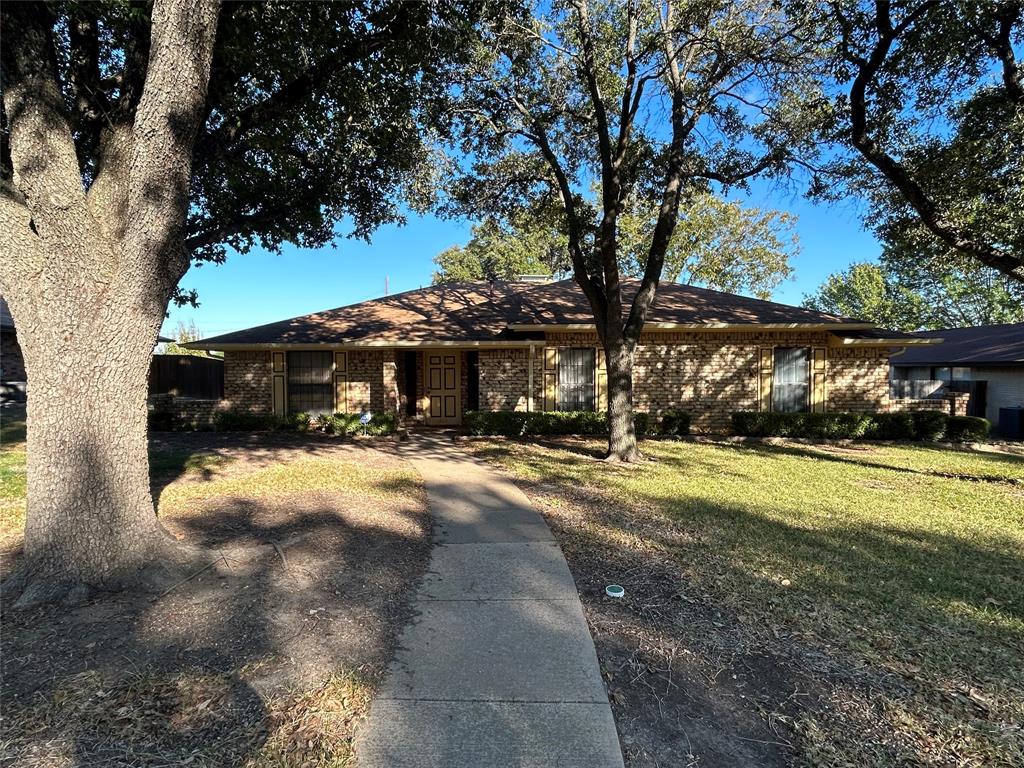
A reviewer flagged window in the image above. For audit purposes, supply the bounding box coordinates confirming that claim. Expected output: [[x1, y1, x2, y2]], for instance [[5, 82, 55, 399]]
[[558, 348, 595, 411], [772, 347, 809, 413], [287, 351, 333, 414]]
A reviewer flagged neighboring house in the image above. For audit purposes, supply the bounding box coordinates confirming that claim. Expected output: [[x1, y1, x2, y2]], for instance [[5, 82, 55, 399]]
[[1, 297, 26, 403], [185, 279, 939, 433], [891, 323, 1024, 430]]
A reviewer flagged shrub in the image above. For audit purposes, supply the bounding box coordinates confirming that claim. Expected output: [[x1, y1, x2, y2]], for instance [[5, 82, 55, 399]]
[[911, 410, 949, 441], [864, 412, 915, 440], [148, 411, 175, 432], [732, 411, 881, 439], [659, 410, 691, 436], [945, 415, 990, 442], [323, 412, 397, 436], [215, 411, 284, 431], [731, 411, 792, 437], [464, 410, 657, 437]]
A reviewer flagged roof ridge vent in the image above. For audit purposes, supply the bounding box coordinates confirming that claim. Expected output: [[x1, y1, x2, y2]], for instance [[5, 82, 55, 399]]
[[517, 274, 553, 283]]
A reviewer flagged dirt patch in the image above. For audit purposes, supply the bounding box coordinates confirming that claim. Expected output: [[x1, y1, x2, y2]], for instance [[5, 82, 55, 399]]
[[1, 433, 429, 767], [525, 483, 805, 768]]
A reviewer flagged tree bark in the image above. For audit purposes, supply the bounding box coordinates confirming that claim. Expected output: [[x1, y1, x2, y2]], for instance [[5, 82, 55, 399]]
[[6, 293, 172, 607], [1, 0, 220, 606], [603, 336, 639, 462]]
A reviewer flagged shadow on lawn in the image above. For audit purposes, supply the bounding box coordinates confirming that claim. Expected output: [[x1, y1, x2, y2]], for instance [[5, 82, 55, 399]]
[[727, 440, 1024, 484], [1, 441, 428, 767], [474, 441, 1024, 766]]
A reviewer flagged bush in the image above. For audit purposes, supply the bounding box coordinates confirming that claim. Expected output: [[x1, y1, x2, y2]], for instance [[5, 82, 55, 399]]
[[215, 411, 284, 431], [732, 411, 884, 439], [322, 412, 397, 436], [659, 410, 692, 436], [148, 411, 175, 432], [911, 410, 949, 441], [463, 410, 659, 437], [945, 415, 990, 442], [864, 412, 915, 440]]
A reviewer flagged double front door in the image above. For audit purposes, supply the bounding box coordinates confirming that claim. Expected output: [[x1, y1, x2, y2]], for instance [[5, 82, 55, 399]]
[[425, 352, 460, 425]]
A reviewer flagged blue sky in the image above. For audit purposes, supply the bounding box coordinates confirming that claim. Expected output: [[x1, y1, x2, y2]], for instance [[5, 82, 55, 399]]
[[164, 185, 881, 340]]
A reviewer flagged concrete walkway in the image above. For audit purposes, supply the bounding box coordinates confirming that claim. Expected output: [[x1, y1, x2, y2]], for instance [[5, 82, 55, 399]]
[[356, 433, 624, 768]]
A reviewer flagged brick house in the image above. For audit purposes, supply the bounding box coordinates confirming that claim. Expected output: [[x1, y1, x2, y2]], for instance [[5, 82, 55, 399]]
[[185, 279, 938, 433]]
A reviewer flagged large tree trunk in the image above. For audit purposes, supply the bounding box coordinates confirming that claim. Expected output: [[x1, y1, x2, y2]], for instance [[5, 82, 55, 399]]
[[7, 289, 172, 607], [1, 0, 220, 606], [603, 333, 640, 462]]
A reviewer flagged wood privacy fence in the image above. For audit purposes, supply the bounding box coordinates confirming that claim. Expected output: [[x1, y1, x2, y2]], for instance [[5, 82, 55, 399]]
[[149, 354, 224, 399]]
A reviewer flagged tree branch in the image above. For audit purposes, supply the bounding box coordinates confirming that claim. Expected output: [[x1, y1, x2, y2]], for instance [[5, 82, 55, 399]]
[[121, 0, 221, 310], [846, 0, 1023, 281], [0, 1, 108, 277], [990, 1, 1023, 105]]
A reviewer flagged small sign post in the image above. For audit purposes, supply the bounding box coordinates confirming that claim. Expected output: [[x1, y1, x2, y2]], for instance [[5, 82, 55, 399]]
[[359, 411, 372, 436]]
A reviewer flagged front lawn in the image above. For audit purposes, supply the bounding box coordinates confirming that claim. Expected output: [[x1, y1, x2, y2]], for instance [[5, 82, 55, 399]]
[[2, 428, 428, 767], [468, 438, 1024, 767]]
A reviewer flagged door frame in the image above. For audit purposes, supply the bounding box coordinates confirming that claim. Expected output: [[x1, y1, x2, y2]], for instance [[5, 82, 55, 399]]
[[423, 350, 462, 426]]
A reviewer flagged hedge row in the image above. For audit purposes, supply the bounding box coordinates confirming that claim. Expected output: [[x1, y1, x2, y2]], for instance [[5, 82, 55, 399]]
[[730, 410, 990, 442], [208, 410, 397, 435], [463, 409, 691, 437]]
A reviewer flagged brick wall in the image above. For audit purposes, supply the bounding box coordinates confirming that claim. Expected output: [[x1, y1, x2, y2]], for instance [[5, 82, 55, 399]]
[[479, 347, 541, 412], [1, 329, 25, 382], [344, 350, 388, 412], [826, 347, 890, 412], [223, 351, 272, 413], [545, 330, 846, 432]]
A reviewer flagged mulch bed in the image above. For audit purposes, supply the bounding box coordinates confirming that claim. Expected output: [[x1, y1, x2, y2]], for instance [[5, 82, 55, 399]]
[[1, 433, 429, 767]]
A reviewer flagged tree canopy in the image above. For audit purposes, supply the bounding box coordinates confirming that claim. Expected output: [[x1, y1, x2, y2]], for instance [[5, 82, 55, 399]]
[[435, 193, 797, 300], [442, 0, 826, 459], [821, 0, 1023, 282]]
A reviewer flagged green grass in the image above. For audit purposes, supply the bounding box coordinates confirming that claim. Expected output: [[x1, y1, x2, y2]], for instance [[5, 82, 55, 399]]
[[472, 438, 1024, 766], [157, 457, 419, 515]]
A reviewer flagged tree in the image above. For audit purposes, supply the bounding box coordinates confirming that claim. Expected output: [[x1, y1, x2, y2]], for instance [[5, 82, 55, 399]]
[[803, 255, 1024, 331], [802, 262, 929, 331], [435, 193, 797, 299], [0, 0, 479, 606], [445, 0, 823, 460], [617, 192, 796, 299], [160, 320, 211, 357], [823, 1, 1023, 282], [433, 210, 567, 283]]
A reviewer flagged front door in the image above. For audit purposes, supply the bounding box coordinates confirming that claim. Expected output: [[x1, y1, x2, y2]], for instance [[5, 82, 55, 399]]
[[425, 352, 461, 425]]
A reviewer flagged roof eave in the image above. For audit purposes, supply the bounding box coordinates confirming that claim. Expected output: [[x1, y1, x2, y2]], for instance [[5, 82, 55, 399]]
[[506, 321, 879, 332]]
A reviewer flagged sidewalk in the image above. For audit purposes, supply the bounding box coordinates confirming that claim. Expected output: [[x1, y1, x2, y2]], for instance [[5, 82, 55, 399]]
[[356, 433, 624, 767]]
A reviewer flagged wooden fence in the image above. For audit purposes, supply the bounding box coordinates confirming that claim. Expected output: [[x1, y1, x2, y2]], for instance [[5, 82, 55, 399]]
[[149, 354, 223, 399]]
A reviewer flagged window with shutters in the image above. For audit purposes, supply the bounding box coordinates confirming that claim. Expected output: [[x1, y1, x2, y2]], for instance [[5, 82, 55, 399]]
[[287, 351, 334, 414], [772, 347, 810, 413], [557, 348, 595, 411]]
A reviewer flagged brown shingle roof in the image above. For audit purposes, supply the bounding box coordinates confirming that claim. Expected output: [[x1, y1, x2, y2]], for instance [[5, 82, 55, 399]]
[[891, 323, 1024, 366], [190, 279, 877, 348]]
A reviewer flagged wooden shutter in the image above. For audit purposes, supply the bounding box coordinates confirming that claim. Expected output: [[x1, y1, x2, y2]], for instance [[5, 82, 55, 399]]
[[758, 347, 773, 412], [543, 346, 558, 411], [271, 352, 286, 416], [596, 348, 608, 411], [810, 347, 827, 413], [334, 351, 348, 413]]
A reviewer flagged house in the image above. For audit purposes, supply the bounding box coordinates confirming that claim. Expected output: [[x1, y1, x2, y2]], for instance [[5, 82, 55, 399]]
[[1, 297, 26, 403], [891, 323, 1024, 430], [184, 279, 938, 433]]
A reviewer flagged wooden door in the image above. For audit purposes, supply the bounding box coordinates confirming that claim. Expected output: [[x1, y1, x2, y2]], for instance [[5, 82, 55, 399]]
[[425, 352, 461, 425]]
